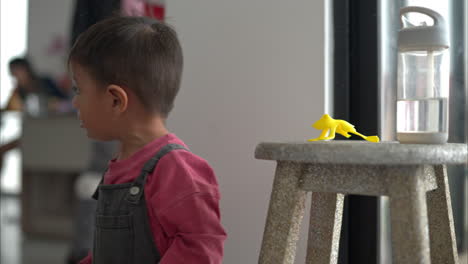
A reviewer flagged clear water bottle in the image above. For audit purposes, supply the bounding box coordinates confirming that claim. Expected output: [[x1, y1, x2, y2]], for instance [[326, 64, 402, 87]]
[[397, 6, 450, 144]]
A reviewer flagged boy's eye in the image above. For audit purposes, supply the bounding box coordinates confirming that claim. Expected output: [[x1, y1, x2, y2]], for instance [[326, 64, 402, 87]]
[[72, 86, 80, 94]]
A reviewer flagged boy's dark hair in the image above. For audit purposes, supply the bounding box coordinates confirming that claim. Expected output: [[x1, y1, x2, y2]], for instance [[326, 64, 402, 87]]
[[69, 16, 183, 118]]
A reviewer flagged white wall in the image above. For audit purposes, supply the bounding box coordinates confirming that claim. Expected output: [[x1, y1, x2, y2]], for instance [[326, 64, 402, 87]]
[[27, 0, 73, 77], [24, 0, 325, 261], [166, 1, 325, 263]]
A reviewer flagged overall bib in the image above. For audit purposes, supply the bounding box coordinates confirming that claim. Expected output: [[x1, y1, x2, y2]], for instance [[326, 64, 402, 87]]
[[91, 144, 188, 264]]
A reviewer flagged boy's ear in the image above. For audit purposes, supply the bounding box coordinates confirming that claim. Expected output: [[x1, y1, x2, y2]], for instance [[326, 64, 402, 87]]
[[106, 84, 128, 113]]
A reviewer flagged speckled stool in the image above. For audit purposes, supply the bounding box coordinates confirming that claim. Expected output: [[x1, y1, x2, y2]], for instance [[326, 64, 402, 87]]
[[255, 141, 467, 264]]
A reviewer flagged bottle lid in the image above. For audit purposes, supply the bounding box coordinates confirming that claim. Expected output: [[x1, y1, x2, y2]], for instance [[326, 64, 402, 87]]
[[398, 6, 449, 52]]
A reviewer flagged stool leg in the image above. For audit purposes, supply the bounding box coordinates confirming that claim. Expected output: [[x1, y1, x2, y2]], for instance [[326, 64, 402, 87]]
[[259, 161, 307, 264], [426, 165, 459, 264], [306, 192, 344, 264], [389, 166, 431, 264]]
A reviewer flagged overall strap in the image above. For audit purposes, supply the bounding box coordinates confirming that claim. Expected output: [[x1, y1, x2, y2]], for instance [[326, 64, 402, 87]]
[[126, 143, 189, 204], [91, 170, 106, 200]]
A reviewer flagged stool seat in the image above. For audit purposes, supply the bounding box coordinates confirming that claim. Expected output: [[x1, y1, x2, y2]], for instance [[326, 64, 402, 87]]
[[255, 141, 467, 264], [255, 141, 467, 165]]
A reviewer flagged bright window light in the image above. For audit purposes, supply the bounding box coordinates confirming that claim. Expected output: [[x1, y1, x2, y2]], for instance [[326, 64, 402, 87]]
[[0, 0, 28, 194]]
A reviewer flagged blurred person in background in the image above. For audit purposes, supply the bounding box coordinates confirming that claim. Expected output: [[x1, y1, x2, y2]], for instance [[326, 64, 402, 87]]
[[6, 57, 71, 113], [0, 57, 72, 172]]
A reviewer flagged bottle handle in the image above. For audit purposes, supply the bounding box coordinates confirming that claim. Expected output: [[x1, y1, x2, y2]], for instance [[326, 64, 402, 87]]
[[400, 6, 444, 28]]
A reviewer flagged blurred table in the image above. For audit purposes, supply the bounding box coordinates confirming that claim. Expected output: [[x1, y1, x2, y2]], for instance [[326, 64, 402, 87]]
[[21, 114, 90, 239]]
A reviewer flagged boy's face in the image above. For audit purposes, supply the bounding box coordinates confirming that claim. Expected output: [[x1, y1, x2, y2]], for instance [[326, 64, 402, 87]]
[[70, 63, 116, 141]]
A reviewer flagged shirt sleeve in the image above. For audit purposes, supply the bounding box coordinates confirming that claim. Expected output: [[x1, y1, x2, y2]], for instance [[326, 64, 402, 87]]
[[79, 252, 92, 264], [157, 192, 227, 264]]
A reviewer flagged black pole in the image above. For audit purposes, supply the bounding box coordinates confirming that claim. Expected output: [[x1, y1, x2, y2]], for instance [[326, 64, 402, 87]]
[[333, 0, 379, 263]]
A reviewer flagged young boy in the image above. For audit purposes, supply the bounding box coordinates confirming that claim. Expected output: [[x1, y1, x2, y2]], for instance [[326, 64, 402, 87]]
[[69, 16, 227, 264]]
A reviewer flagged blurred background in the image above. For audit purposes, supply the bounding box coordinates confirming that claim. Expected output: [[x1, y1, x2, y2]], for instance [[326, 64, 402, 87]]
[[0, 0, 466, 263]]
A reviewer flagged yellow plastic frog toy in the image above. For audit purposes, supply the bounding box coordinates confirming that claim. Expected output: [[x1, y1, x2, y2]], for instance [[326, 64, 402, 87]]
[[308, 114, 380, 143]]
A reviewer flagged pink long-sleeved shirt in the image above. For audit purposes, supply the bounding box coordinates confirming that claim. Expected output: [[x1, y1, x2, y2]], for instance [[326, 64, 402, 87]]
[[79, 133, 227, 264]]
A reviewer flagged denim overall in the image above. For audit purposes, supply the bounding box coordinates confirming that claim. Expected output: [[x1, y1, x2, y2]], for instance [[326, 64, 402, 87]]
[[91, 144, 188, 263]]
